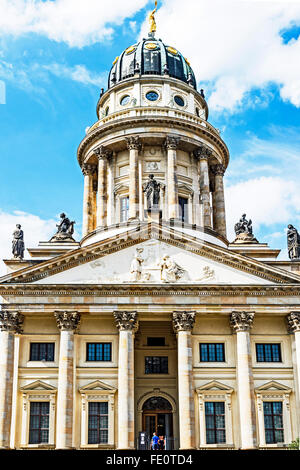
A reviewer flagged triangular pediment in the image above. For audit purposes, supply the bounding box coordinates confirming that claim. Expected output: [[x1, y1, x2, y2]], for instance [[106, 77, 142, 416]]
[[255, 381, 292, 393], [1, 222, 300, 286], [196, 380, 233, 393], [79, 380, 116, 393], [21, 380, 57, 392]]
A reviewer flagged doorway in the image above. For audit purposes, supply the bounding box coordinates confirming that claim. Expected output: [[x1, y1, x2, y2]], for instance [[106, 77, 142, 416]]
[[142, 396, 173, 438]]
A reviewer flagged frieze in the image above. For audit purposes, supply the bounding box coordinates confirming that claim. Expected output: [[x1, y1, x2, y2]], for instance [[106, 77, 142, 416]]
[[2, 223, 300, 285]]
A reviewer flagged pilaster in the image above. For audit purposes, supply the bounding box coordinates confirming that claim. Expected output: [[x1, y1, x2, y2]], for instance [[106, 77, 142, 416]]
[[165, 136, 180, 221], [211, 163, 227, 238], [126, 137, 142, 221], [82, 163, 96, 237], [194, 146, 212, 228]]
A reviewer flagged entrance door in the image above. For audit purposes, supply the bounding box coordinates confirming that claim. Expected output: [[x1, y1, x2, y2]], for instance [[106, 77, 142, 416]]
[[142, 396, 173, 440]]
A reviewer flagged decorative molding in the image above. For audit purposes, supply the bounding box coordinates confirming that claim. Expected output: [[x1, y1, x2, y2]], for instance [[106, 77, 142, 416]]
[[0, 310, 24, 333], [193, 145, 212, 160], [54, 311, 81, 331], [172, 311, 196, 332], [82, 163, 97, 176], [230, 311, 255, 332], [210, 163, 225, 176], [126, 136, 142, 151], [93, 145, 112, 160], [164, 135, 180, 150], [113, 311, 138, 331], [286, 311, 300, 333]]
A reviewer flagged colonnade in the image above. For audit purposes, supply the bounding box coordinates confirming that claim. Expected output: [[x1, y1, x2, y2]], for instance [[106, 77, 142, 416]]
[[81, 137, 227, 239], [1, 309, 300, 449]]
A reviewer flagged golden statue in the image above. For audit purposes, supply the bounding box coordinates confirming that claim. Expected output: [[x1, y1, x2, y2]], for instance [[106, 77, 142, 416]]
[[149, 1, 158, 33]]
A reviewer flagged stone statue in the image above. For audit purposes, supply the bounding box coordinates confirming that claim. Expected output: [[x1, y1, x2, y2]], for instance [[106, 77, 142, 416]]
[[233, 214, 258, 244], [12, 224, 25, 260], [287, 224, 300, 260], [160, 254, 185, 282], [130, 248, 144, 281], [50, 213, 76, 242], [143, 174, 160, 210]]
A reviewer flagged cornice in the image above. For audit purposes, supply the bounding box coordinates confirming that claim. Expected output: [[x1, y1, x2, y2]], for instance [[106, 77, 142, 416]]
[[77, 114, 229, 168], [1, 222, 300, 286]]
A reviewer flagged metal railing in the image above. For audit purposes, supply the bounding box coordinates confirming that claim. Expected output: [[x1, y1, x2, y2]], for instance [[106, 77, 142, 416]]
[[136, 436, 179, 450]]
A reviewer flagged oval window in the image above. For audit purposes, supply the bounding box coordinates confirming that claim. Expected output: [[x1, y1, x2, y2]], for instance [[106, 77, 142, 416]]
[[120, 95, 130, 106], [146, 91, 159, 101], [174, 95, 185, 107]]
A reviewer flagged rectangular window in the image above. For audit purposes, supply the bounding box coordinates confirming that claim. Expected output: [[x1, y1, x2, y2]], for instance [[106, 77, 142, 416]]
[[86, 343, 112, 362], [256, 344, 281, 362], [30, 343, 55, 362], [120, 196, 129, 222], [88, 402, 109, 444], [147, 337, 165, 347], [145, 356, 168, 374], [178, 196, 188, 223], [263, 401, 284, 444], [29, 402, 50, 444], [205, 402, 226, 444], [200, 343, 225, 362]]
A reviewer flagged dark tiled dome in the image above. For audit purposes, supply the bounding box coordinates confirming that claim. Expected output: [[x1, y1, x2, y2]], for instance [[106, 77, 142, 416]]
[[108, 36, 197, 90]]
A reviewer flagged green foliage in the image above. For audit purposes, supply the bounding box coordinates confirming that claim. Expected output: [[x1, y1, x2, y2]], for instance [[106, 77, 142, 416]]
[[288, 438, 300, 450]]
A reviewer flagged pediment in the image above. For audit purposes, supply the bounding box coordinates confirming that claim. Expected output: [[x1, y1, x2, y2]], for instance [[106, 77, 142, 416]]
[[79, 380, 116, 393], [196, 381, 233, 393], [21, 380, 57, 392], [1, 222, 300, 286], [255, 381, 292, 393]]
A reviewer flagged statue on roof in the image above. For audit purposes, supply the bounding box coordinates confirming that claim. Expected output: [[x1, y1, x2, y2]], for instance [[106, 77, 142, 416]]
[[50, 213, 76, 242], [149, 1, 158, 34], [12, 224, 25, 260], [233, 214, 258, 244], [287, 224, 300, 260]]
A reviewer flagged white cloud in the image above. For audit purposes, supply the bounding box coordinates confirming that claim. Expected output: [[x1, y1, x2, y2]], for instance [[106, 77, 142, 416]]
[[138, 0, 300, 112], [225, 176, 300, 242], [0, 210, 80, 276], [0, 0, 149, 47], [42, 63, 107, 87]]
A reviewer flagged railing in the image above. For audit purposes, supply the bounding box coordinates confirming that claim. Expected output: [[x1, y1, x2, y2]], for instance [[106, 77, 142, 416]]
[[86, 107, 220, 138], [136, 436, 179, 450]]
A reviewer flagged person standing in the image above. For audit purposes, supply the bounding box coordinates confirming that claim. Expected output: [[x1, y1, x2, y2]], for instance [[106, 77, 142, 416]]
[[151, 432, 159, 450]]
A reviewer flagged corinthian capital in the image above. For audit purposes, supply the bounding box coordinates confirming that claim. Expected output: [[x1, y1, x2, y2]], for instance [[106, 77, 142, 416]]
[[113, 311, 138, 331], [230, 311, 254, 332], [211, 163, 226, 176], [165, 135, 180, 150], [173, 311, 196, 332], [287, 312, 300, 333], [82, 163, 97, 176], [94, 146, 112, 160], [54, 311, 81, 331], [193, 145, 212, 160], [126, 136, 142, 151], [0, 311, 24, 333]]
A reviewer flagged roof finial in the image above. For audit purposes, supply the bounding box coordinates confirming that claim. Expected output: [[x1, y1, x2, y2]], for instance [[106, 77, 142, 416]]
[[149, 1, 158, 36]]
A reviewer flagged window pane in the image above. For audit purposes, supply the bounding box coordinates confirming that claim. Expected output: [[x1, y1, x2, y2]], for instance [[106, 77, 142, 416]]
[[200, 344, 208, 362], [29, 402, 49, 444], [256, 344, 264, 362], [200, 344, 225, 362], [256, 344, 281, 362], [145, 356, 168, 374], [87, 343, 111, 362], [263, 401, 283, 444]]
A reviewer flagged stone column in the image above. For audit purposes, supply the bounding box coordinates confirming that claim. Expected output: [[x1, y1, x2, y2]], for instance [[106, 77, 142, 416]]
[[82, 163, 96, 238], [230, 311, 256, 449], [0, 311, 23, 449], [113, 311, 138, 449], [211, 164, 227, 238], [126, 136, 141, 221], [173, 311, 196, 449], [287, 312, 300, 434], [92, 179, 97, 231], [54, 311, 81, 449], [165, 136, 180, 221], [94, 146, 111, 228], [194, 146, 212, 228]]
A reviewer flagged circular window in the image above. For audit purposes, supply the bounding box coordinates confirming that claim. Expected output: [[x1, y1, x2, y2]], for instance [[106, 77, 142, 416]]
[[174, 95, 185, 107], [120, 95, 130, 106], [146, 91, 159, 102]]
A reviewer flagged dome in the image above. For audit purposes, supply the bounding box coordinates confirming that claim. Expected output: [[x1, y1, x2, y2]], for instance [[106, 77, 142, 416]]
[[108, 35, 197, 90]]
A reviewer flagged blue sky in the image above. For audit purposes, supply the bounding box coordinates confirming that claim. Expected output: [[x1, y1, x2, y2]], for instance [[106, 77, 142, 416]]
[[1, 0, 300, 268]]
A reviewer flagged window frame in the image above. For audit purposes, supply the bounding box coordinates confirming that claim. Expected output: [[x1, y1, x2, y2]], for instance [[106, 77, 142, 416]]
[[86, 342, 112, 362], [120, 195, 129, 222], [144, 356, 169, 375], [88, 401, 109, 445], [29, 342, 55, 362], [255, 343, 282, 363], [199, 343, 225, 363], [28, 401, 50, 445], [204, 401, 226, 445]]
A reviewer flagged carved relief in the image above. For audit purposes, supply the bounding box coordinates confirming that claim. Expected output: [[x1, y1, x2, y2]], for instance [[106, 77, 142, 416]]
[[54, 311, 81, 331], [195, 266, 215, 282], [0, 311, 24, 333], [286, 312, 300, 333], [113, 311, 138, 331], [230, 311, 254, 332], [172, 311, 196, 332], [130, 248, 144, 281], [160, 254, 186, 282]]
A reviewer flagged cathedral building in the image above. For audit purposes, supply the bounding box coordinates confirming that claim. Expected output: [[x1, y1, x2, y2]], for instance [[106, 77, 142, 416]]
[[1, 12, 300, 451]]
